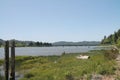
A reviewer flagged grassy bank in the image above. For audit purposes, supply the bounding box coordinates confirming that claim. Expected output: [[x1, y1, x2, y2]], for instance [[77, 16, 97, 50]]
[[12, 50, 116, 80], [0, 60, 3, 66], [0, 59, 4, 79], [0, 50, 117, 80]]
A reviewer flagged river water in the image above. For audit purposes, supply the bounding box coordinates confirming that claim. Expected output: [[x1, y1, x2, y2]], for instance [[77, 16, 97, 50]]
[[0, 46, 100, 59]]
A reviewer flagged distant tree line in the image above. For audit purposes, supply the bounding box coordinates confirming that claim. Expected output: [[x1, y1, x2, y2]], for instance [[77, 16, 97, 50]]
[[101, 29, 120, 47], [0, 39, 52, 47], [28, 42, 52, 47]]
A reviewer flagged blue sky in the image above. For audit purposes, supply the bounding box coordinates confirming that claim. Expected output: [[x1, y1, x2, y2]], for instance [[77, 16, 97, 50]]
[[0, 0, 120, 42]]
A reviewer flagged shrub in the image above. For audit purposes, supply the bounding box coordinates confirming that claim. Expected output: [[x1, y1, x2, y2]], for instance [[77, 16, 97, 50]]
[[99, 69, 107, 75], [65, 71, 74, 80], [46, 75, 54, 80], [104, 48, 119, 60], [62, 51, 66, 56], [24, 73, 34, 78]]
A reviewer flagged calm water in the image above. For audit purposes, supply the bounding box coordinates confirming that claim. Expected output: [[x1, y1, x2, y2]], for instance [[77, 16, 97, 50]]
[[0, 46, 99, 59]]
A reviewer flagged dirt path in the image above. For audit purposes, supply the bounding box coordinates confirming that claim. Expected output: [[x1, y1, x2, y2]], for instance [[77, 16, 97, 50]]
[[115, 53, 120, 79]]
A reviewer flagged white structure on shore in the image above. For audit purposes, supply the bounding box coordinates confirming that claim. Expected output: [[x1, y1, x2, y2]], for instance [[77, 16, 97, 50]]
[[76, 55, 90, 59]]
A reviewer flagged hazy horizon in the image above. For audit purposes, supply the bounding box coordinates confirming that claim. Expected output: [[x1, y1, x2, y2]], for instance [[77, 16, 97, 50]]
[[1, 0, 120, 42]]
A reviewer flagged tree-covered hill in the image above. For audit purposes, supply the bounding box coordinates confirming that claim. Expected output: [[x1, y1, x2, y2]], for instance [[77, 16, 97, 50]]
[[101, 29, 120, 47], [53, 41, 100, 46]]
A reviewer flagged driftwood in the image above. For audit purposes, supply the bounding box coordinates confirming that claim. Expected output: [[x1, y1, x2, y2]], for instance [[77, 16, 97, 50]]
[[76, 55, 90, 59]]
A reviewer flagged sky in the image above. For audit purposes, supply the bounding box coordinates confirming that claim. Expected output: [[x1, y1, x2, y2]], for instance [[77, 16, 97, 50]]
[[0, 0, 120, 42]]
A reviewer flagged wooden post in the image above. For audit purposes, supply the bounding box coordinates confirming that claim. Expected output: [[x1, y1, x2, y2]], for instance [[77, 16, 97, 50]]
[[10, 41, 15, 80], [4, 41, 9, 80]]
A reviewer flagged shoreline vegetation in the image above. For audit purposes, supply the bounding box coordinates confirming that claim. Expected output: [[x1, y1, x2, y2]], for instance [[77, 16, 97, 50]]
[[0, 49, 119, 80]]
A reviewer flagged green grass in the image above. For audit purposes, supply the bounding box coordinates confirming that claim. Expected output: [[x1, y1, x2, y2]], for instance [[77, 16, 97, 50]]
[[0, 60, 4, 79], [0, 59, 3, 66], [12, 50, 116, 80], [0, 50, 116, 80], [0, 75, 4, 80]]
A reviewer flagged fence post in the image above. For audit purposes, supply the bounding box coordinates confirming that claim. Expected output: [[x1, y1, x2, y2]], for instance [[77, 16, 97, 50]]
[[4, 41, 9, 80], [10, 41, 15, 80]]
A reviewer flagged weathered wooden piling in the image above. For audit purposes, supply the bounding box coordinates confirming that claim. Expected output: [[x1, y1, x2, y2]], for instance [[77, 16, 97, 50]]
[[4, 41, 9, 80], [10, 41, 15, 80]]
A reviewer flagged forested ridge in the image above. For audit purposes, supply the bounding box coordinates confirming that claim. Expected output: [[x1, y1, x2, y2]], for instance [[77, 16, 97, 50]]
[[101, 29, 120, 47]]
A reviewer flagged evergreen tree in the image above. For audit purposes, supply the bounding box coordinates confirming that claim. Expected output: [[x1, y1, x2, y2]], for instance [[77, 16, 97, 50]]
[[35, 42, 40, 46], [114, 32, 118, 43], [101, 29, 120, 46], [29, 42, 34, 46]]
